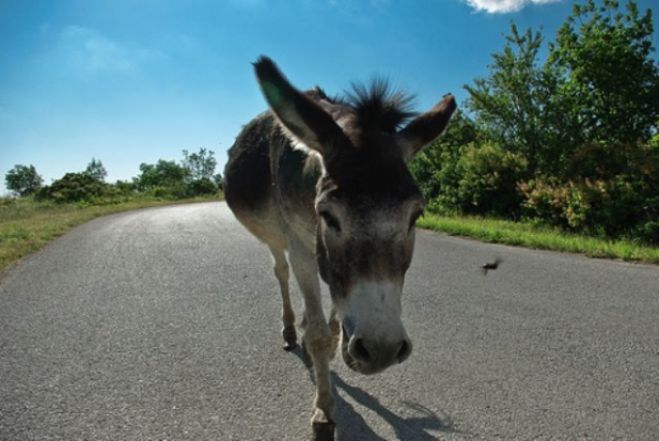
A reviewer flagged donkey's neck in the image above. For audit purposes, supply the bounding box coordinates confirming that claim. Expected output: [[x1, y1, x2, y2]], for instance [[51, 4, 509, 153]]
[[271, 129, 323, 246]]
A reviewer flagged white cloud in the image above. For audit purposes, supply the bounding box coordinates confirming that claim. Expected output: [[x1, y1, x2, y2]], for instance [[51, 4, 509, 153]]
[[58, 26, 165, 74], [464, 0, 562, 14]]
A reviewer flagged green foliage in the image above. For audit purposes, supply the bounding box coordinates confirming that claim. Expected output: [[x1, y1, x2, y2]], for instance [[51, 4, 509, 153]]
[[113, 180, 137, 195], [182, 148, 217, 182], [135, 149, 221, 197], [36, 172, 108, 203], [5, 164, 43, 196], [136, 160, 189, 190], [29, 148, 221, 205], [85, 158, 107, 182], [550, 0, 659, 145], [518, 172, 658, 243], [455, 142, 528, 217], [187, 177, 218, 195], [143, 184, 189, 199], [465, 25, 569, 174], [181, 148, 221, 195]]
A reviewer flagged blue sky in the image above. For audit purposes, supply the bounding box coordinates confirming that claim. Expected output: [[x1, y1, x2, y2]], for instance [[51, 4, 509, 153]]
[[1, 0, 657, 193]]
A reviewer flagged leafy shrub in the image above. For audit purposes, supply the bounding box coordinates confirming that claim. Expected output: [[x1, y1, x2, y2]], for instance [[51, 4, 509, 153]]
[[635, 218, 659, 244], [36, 173, 108, 203], [186, 178, 218, 196], [519, 176, 658, 243], [517, 177, 568, 226], [112, 180, 137, 195], [454, 142, 528, 217], [144, 185, 189, 200]]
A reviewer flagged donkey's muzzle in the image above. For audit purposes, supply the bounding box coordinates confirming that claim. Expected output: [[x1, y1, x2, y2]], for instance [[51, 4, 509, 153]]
[[342, 329, 413, 375]]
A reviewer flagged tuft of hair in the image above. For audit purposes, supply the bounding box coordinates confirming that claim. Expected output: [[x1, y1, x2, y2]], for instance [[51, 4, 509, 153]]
[[345, 78, 416, 133]]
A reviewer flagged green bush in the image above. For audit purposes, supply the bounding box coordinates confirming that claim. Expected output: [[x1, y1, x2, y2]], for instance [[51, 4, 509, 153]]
[[636, 218, 659, 244], [144, 185, 189, 200], [519, 176, 658, 243], [112, 180, 137, 195], [186, 178, 218, 196], [36, 173, 108, 203], [454, 142, 528, 217]]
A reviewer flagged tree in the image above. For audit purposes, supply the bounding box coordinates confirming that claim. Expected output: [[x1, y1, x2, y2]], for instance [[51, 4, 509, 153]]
[[5, 164, 43, 196], [465, 24, 571, 174], [136, 160, 189, 190], [549, 0, 659, 145], [182, 148, 217, 182], [85, 158, 107, 182]]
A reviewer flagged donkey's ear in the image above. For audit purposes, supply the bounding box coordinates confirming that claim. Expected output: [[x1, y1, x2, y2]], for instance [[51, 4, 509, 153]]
[[398, 94, 457, 159], [253, 56, 349, 159]]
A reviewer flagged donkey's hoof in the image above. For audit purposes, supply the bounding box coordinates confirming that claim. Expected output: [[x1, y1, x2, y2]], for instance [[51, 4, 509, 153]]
[[311, 412, 335, 441], [282, 325, 298, 351], [311, 421, 335, 441]]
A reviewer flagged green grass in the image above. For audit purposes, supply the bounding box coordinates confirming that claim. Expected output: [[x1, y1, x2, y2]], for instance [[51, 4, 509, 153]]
[[418, 213, 659, 264], [0, 194, 222, 273]]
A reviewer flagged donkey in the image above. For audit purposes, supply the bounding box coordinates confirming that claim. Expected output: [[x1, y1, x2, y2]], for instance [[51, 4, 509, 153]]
[[224, 56, 456, 438]]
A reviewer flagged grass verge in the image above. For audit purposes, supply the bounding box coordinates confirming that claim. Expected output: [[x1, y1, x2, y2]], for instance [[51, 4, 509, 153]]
[[0, 195, 221, 273], [418, 213, 659, 264]]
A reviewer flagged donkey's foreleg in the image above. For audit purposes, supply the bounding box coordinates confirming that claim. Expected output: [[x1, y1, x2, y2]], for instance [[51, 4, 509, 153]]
[[269, 245, 297, 350], [288, 238, 336, 437]]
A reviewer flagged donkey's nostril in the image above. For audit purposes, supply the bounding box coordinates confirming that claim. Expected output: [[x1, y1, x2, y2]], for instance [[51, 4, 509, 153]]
[[397, 339, 412, 363], [351, 338, 371, 363]]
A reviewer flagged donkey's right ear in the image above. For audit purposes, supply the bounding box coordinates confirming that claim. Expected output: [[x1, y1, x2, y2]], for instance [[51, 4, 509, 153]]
[[398, 94, 457, 159], [253, 56, 349, 159]]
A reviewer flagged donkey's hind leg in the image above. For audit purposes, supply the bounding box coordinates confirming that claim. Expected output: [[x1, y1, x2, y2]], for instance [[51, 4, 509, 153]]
[[269, 245, 297, 350]]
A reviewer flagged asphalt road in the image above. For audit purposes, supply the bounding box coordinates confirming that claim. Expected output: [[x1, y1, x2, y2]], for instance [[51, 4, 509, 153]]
[[1, 202, 658, 441]]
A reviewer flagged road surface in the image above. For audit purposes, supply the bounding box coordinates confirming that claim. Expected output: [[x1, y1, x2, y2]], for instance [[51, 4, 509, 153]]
[[1, 202, 658, 440]]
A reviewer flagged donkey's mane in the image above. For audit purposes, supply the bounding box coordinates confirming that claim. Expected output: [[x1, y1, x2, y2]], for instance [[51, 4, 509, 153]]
[[311, 80, 416, 134], [346, 79, 416, 133]]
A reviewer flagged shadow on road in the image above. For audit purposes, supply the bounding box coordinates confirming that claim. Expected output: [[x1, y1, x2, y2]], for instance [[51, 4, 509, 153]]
[[290, 348, 456, 441]]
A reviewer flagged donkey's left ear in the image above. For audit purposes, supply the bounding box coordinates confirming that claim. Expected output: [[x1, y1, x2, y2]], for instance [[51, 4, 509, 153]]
[[398, 94, 457, 159], [253, 56, 350, 161]]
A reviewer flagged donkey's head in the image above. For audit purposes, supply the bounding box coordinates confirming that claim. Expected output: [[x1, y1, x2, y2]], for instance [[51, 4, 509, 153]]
[[255, 57, 455, 375]]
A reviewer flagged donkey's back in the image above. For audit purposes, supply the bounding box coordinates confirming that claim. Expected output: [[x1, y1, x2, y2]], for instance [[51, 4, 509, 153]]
[[224, 113, 286, 249], [225, 88, 331, 251]]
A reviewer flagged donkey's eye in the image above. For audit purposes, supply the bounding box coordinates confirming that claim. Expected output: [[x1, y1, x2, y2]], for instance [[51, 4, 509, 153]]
[[409, 210, 423, 232], [319, 211, 342, 233]]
